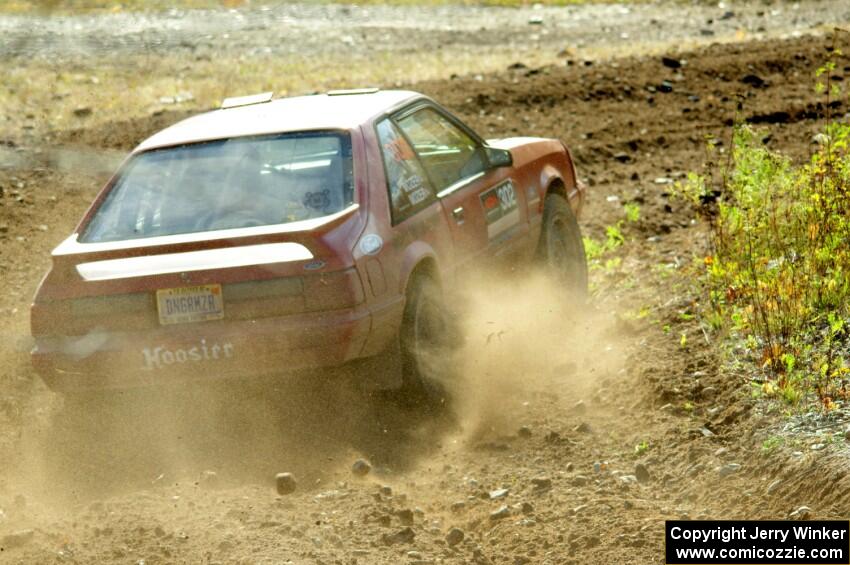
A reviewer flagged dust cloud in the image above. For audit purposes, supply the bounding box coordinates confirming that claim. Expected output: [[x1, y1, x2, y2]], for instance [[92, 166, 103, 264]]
[[7, 268, 623, 518], [423, 268, 624, 443]]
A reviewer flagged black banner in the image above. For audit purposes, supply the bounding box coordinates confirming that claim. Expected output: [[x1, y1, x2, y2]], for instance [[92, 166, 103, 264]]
[[666, 521, 850, 564]]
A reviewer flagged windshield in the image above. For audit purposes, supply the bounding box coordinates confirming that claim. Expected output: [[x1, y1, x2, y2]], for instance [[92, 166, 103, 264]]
[[81, 131, 354, 243]]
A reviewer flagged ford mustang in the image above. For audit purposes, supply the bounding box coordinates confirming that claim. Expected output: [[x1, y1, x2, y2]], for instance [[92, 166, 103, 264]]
[[30, 88, 587, 401]]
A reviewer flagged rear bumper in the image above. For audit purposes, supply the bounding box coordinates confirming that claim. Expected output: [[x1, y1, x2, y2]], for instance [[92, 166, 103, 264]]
[[32, 306, 373, 392]]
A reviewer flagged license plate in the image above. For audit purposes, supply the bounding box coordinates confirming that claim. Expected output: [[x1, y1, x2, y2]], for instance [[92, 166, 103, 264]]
[[156, 284, 224, 325]]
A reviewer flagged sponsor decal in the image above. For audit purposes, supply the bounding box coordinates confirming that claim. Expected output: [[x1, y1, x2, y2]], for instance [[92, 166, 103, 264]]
[[479, 179, 520, 239], [142, 338, 234, 370], [385, 136, 416, 162]]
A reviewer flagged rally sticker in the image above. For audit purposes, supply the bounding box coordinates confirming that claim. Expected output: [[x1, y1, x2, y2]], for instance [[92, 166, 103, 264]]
[[480, 180, 520, 240]]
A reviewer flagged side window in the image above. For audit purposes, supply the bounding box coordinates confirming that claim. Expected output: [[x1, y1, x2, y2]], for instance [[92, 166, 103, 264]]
[[376, 119, 437, 223], [396, 107, 487, 191]]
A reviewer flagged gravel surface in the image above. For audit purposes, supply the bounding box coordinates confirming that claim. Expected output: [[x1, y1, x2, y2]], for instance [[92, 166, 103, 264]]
[[3, 1, 850, 62]]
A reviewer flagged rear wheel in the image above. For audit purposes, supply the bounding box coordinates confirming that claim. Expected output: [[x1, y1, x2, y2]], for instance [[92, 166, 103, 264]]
[[541, 192, 588, 297], [397, 275, 452, 406]]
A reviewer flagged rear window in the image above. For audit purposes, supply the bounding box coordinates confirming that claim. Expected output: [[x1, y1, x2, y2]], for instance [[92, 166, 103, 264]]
[[81, 131, 354, 243]]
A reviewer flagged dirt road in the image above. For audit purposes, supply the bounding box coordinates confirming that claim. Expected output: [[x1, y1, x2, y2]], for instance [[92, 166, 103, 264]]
[[2, 5, 850, 564]]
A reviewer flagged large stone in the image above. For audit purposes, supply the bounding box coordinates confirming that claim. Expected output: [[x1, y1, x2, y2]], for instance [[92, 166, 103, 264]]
[[275, 472, 297, 495], [352, 459, 372, 477], [446, 527, 465, 547], [634, 463, 650, 483], [490, 505, 510, 520]]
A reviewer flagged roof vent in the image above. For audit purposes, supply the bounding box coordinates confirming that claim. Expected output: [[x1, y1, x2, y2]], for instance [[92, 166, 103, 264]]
[[327, 88, 380, 96], [221, 91, 274, 109]]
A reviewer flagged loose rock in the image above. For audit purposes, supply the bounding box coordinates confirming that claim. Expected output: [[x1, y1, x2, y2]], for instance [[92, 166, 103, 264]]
[[531, 477, 552, 491], [397, 508, 414, 526], [352, 459, 372, 477], [571, 504, 589, 515], [635, 463, 650, 483], [741, 74, 765, 88], [574, 422, 591, 433], [445, 527, 465, 547], [718, 463, 741, 478], [199, 470, 219, 489], [275, 472, 297, 495], [490, 505, 510, 520], [383, 527, 415, 545], [661, 56, 682, 69], [489, 488, 509, 500]]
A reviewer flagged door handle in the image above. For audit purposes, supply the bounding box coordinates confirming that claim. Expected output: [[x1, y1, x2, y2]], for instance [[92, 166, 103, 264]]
[[452, 206, 465, 223]]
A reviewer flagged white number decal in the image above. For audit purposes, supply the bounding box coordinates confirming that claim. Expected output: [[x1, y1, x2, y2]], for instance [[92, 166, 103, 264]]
[[496, 183, 516, 209]]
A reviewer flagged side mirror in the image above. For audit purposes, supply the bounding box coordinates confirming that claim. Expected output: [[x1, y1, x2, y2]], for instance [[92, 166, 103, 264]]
[[484, 146, 513, 168]]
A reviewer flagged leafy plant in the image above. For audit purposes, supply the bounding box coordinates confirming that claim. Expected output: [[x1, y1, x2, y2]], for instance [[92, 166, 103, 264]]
[[624, 202, 641, 223], [762, 436, 784, 453], [583, 221, 626, 274], [678, 34, 850, 408]]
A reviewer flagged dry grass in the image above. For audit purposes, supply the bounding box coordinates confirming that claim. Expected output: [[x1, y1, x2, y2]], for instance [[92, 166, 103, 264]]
[[3, 48, 562, 137]]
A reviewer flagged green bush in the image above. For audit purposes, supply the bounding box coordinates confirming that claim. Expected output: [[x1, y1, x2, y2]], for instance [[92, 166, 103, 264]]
[[680, 110, 850, 408]]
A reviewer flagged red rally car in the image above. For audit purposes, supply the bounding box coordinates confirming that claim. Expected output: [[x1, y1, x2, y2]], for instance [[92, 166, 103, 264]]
[[30, 89, 588, 398]]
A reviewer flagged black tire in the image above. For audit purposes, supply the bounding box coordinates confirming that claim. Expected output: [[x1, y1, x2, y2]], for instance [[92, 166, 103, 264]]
[[541, 192, 589, 296], [397, 275, 452, 406]]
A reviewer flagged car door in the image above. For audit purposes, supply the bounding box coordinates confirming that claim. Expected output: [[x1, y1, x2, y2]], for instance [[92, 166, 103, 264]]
[[393, 104, 529, 273]]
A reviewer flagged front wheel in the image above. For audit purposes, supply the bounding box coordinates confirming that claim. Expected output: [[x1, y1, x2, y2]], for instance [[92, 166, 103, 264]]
[[540, 193, 588, 297]]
